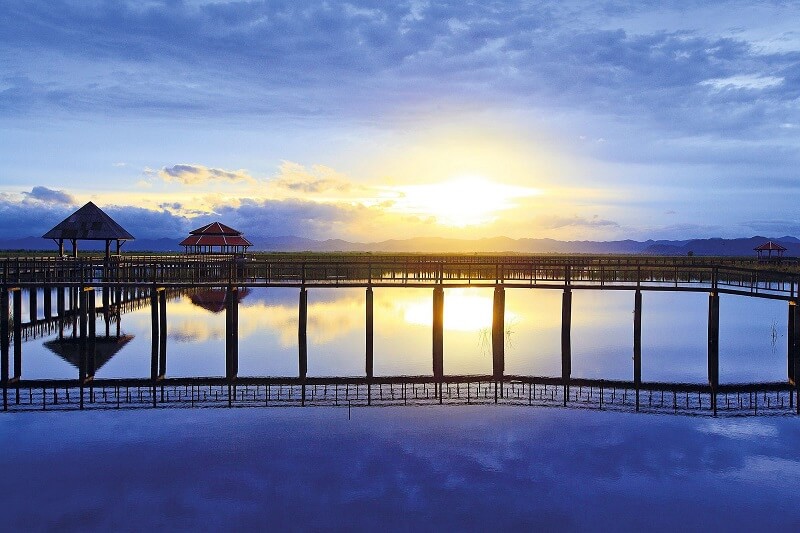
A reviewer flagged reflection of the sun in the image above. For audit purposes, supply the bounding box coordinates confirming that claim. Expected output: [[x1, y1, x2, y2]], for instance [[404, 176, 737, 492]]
[[399, 288, 518, 332]]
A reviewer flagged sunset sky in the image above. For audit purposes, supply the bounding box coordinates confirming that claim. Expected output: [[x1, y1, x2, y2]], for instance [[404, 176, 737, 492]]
[[1, 1, 799, 242]]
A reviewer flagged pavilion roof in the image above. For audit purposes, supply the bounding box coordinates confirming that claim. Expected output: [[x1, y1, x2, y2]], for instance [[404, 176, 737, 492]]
[[754, 241, 787, 251], [179, 234, 253, 247], [43, 335, 134, 371], [42, 201, 134, 241], [189, 222, 243, 236]]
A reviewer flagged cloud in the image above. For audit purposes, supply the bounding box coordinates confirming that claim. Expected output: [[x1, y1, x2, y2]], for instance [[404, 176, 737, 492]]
[[158, 164, 255, 186], [23, 186, 76, 205], [534, 215, 619, 230], [270, 161, 364, 195]]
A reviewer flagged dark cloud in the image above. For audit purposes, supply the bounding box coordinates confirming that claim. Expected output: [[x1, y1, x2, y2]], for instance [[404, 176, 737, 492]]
[[23, 186, 76, 205], [159, 164, 254, 185], [104, 205, 189, 240]]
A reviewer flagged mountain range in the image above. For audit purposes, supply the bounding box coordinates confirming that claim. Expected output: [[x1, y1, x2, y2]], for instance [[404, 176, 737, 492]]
[[8, 235, 799, 256]]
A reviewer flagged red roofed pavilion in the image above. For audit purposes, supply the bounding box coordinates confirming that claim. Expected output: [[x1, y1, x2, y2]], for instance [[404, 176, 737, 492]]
[[754, 240, 787, 261], [180, 222, 252, 254]]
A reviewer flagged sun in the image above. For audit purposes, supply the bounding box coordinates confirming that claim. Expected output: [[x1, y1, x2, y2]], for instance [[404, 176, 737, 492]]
[[387, 175, 539, 227]]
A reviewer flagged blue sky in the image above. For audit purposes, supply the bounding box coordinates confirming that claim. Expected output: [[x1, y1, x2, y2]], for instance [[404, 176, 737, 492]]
[[1, 1, 799, 241]]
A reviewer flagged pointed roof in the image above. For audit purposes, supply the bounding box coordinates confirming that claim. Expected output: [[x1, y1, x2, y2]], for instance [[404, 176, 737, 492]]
[[189, 222, 242, 236], [754, 240, 787, 251], [42, 201, 134, 241], [43, 335, 134, 371]]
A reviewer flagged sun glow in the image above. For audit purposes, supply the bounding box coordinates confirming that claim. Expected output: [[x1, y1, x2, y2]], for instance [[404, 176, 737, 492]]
[[386, 175, 539, 227], [402, 288, 518, 332]]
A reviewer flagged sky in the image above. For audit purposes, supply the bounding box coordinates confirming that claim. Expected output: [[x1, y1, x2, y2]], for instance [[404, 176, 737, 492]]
[[1, 0, 799, 242]]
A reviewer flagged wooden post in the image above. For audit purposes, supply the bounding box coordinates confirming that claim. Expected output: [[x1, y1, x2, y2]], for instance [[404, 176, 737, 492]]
[[159, 289, 167, 378], [150, 287, 159, 382], [13, 289, 21, 382], [43, 285, 52, 320], [492, 285, 505, 381], [87, 289, 96, 379], [708, 291, 720, 414], [634, 289, 642, 411], [78, 286, 87, 409], [29, 287, 37, 324], [298, 287, 307, 380], [226, 286, 239, 380], [789, 301, 798, 385], [1, 288, 8, 411], [432, 286, 444, 382], [561, 288, 572, 405], [365, 287, 373, 380]]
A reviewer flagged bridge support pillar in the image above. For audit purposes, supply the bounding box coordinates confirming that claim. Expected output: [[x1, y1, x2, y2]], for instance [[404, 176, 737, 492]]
[[561, 288, 572, 406], [298, 287, 307, 380], [366, 287, 373, 404], [78, 286, 87, 409], [150, 287, 159, 408], [159, 290, 167, 380], [43, 285, 51, 320], [226, 286, 239, 381], [432, 286, 444, 398], [13, 289, 22, 386], [492, 285, 505, 401], [87, 289, 96, 379], [1, 289, 9, 411], [634, 289, 642, 411], [788, 301, 798, 385], [708, 291, 720, 415], [29, 288, 37, 325]]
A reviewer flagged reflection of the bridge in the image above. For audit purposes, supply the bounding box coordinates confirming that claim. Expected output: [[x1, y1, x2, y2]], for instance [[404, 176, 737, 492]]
[[2, 281, 799, 416], [3, 376, 796, 417]]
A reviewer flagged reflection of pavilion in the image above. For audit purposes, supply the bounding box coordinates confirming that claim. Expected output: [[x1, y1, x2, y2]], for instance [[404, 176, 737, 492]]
[[43, 335, 134, 371], [190, 288, 251, 313]]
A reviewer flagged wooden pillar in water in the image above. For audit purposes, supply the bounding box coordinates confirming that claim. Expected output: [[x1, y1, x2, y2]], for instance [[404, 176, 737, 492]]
[[366, 286, 374, 379], [78, 286, 87, 409], [29, 288, 37, 325], [159, 289, 167, 379], [561, 287, 572, 405], [57, 286, 65, 339], [13, 289, 21, 384], [297, 287, 307, 382], [633, 289, 642, 411], [789, 301, 800, 413], [708, 291, 720, 415], [150, 287, 159, 383], [43, 284, 52, 320], [492, 286, 505, 403], [432, 286, 444, 393], [87, 289, 96, 379], [226, 286, 239, 381], [788, 301, 798, 385], [1, 288, 9, 411]]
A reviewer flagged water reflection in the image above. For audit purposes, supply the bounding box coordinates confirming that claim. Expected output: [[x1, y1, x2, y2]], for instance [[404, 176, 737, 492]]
[[7, 285, 792, 385]]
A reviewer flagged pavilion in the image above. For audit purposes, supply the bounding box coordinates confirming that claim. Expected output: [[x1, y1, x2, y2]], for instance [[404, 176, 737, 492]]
[[42, 201, 134, 259], [754, 240, 787, 261], [179, 222, 252, 254]]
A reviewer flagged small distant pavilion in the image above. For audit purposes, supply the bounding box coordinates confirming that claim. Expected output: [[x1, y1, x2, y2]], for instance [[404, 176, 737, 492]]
[[179, 222, 252, 254], [42, 201, 135, 259], [754, 240, 787, 261]]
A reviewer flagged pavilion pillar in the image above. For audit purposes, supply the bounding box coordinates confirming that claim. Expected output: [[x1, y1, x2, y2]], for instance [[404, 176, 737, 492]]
[[72, 239, 78, 258], [104, 240, 111, 260], [708, 291, 720, 415], [58, 239, 64, 257]]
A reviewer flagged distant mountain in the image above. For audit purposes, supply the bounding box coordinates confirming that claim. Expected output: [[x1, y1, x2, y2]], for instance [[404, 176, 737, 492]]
[[4, 235, 797, 256]]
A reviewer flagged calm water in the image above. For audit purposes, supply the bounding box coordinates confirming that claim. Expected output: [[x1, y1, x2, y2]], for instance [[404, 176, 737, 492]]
[[5, 286, 798, 530], [14, 286, 789, 384]]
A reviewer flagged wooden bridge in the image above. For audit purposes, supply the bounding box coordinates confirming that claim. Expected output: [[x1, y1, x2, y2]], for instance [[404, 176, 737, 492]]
[[1, 254, 799, 415]]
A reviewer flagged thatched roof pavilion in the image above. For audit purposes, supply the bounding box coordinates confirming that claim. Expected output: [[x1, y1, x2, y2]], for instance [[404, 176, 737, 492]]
[[754, 240, 787, 261], [42, 201, 134, 258]]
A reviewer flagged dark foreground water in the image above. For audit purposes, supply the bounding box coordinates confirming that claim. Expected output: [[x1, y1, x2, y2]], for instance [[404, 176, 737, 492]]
[[2, 406, 799, 531]]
